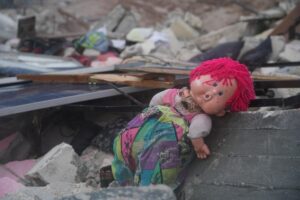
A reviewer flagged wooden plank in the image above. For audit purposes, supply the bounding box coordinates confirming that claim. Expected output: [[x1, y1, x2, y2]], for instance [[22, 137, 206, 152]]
[[270, 3, 300, 36], [116, 66, 191, 75], [17, 74, 91, 83], [252, 74, 300, 81], [123, 80, 175, 89], [90, 75, 176, 89], [90, 74, 143, 82]]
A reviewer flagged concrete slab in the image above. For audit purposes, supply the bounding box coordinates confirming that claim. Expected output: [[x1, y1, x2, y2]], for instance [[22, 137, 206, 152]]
[[183, 109, 300, 200]]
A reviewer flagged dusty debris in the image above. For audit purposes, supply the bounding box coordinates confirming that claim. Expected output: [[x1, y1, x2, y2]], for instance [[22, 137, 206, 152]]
[[193, 22, 248, 51], [279, 40, 300, 61], [25, 143, 85, 185], [1, 0, 300, 199]]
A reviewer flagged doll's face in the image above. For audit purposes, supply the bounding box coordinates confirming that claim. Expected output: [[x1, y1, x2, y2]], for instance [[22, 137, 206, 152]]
[[190, 75, 237, 116]]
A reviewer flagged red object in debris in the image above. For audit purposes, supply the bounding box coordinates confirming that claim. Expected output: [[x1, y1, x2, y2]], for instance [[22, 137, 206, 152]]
[[70, 54, 91, 66], [97, 52, 117, 61]]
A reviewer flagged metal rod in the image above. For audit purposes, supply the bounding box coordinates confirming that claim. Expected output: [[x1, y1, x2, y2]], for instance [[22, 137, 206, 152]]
[[106, 82, 146, 108]]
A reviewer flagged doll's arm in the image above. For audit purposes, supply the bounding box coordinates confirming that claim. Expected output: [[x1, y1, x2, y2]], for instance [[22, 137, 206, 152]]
[[149, 89, 169, 106], [188, 114, 212, 159]]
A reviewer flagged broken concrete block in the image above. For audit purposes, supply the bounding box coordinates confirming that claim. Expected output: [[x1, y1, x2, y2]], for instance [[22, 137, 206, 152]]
[[176, 47, 201, 61], [183, 109, 300, 199], [194, 22, 247, 51], [2, 182, 93, 200], [126, 28, 154, 42], [83, 49, 100, 57], [115, 13, 138, 36], [111, 39, 126, 50], [79, 146, 114, 187], [161, 28, 183, 55], [279, 40, 300, 62], [120, 44, 143, 58], [184, 12, 203, 30], [92, 5, 126, 32], [240, 7, 286, 21], [58, 185, 176, 200], [25, 143, 82, 185], [270, 36, 286, 61], [140, 39, 156, 54], [0, 13, 17, 42], [170, 18, 199, 41], [238, 37, 263, 60], [0, 177, 24, 198]]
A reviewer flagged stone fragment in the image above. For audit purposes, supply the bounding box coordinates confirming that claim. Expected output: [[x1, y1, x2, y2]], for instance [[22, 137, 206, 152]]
[[25, 143, 82, 185], [2, 182, 93, 200], [170, 18, 199, 41], [161, 28, 183, 55], [92, 5, 126, 32], [270, 36, 286, 61], [115, 13, 138, 36], [238, 37, 263, 59], [83, 49, 100, 57], [59, 185, 176, 200], [184, 12, 203, 30], [194, 22, 247, 51], [126, 28, 154, 42], [279, 40, 300, 62]]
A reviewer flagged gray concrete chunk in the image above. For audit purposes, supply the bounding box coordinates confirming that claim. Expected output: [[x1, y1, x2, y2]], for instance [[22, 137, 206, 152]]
[[59, 185, 176, 200], [183, 109, 300, 200], [25, 143, 82, 185]]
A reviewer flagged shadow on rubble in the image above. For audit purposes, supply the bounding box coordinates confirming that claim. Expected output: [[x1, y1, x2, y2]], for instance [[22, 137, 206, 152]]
[[0, 108, 133, 164]]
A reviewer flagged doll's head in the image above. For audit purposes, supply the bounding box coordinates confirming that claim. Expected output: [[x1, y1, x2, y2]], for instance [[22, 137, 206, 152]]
[[189, 57, 255, 116]]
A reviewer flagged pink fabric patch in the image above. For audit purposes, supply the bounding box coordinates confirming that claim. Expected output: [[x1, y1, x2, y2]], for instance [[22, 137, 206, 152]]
[[121, 127, 139, 170], [162, 89, 178, 107], [0, 133, 17, 152], [0, 159, 36, 181], [0, 177, 24, 198], [174, 124, 184, 140]]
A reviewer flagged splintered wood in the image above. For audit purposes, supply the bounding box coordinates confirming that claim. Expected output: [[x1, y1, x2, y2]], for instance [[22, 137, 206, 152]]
[[90, 72, 177, 88], [17, 69, 185, 89]]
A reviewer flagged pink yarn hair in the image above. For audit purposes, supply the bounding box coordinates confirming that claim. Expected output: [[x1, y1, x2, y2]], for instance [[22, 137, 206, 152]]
[[190, 57, 255, 112]]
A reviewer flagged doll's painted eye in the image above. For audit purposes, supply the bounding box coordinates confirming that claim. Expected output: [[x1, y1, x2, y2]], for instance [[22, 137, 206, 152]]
[[218, 91, 223, 96]]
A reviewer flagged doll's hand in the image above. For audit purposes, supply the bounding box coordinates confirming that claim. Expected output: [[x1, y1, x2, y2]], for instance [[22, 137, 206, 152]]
[[191, 137, 210, 159]]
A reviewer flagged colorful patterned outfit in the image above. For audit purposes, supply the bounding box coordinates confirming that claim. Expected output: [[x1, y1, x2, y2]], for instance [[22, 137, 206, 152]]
[[112, 88, 210, 189]]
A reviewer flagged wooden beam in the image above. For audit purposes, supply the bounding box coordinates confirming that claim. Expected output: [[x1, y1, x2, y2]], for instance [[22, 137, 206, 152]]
[[270, 3, 300, 36], [90, 74, 176, 88], [17, 74, 91, 83], [116, 66, 191, 75]]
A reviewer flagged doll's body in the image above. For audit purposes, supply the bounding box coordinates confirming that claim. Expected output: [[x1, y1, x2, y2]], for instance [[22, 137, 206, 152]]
[[111, 58, 255, 189], [112, 87, 212, 188]]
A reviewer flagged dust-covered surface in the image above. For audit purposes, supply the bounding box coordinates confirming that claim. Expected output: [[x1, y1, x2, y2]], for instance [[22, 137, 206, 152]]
[[182, 108, 300, 200], [1, 0, 300, 199]]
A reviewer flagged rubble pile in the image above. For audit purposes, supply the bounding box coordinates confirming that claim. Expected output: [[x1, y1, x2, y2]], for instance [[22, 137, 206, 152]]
[[1, 0, 300, 199]]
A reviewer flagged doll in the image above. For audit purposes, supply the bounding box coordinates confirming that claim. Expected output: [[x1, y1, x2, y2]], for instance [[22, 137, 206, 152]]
[[111, 57, 255, 189]]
